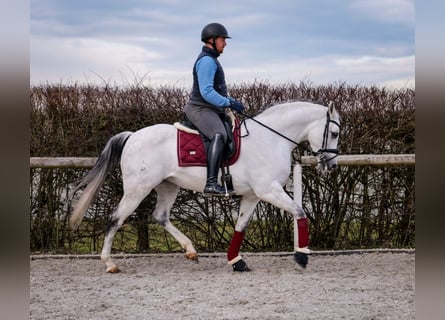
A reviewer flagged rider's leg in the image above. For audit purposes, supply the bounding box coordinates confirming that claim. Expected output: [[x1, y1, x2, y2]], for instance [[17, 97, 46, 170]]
[[203, 133, 227, 196]]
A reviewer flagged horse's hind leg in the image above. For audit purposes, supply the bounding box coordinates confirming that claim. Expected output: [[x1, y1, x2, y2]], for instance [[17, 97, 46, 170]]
[[153, 181, 198, 261], [101, 193, 145, 273]]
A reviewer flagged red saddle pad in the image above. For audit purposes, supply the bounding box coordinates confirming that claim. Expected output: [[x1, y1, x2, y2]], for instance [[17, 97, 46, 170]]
[[177, 119, 241, 167]]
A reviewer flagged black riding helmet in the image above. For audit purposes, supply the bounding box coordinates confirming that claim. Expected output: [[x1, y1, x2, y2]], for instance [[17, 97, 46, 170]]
[[201, 23, 231, 50]]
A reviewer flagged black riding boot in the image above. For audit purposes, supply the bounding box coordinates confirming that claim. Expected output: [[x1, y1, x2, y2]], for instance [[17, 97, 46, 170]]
[[203, 133, 227, 196]]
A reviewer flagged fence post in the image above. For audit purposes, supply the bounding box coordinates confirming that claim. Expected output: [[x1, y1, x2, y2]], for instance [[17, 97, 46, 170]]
[[293, 164, 303, 252]]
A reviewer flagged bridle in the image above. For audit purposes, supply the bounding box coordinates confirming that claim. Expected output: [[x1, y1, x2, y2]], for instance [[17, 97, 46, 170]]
[[313, 110, 341, 163], [238, 108, 341, 163]]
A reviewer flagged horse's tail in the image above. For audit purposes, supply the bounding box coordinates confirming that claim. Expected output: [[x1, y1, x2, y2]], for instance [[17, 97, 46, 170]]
[[70, 131, 132, 230]]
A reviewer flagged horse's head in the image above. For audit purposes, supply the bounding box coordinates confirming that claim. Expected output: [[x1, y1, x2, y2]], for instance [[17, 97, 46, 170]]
[[307, 102, 341, 172]]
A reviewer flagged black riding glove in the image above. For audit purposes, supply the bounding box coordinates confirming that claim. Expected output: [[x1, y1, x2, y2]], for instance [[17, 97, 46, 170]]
[[229, 99, 245, 113]]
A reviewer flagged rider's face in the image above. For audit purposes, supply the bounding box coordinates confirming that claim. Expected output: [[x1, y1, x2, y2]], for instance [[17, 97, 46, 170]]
[[214, 37, 227, 54]]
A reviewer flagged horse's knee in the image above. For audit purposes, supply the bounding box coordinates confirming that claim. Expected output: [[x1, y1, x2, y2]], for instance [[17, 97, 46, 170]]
[[235, 213, 251, 231], [295, 205, 306, 219]]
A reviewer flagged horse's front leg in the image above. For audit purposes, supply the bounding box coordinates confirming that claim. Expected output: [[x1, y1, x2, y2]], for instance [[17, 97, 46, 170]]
[[254, 180, 310, 269], [292, 163, 310, 268], [227, 193, 259, 271]]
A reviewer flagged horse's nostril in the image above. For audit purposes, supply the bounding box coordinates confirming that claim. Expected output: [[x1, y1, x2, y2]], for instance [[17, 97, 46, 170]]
[[331, 164, 337, 170]]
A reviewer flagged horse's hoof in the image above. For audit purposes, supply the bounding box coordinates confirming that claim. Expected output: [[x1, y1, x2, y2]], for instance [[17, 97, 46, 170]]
[[106, 265, 120, 273], [185, 252, 199, 262], [294, 251, 308, 269], [232, 259, 251, 272]]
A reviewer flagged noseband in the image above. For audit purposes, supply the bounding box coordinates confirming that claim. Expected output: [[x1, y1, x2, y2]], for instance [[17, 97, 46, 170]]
[[312, 111, 341, 162]]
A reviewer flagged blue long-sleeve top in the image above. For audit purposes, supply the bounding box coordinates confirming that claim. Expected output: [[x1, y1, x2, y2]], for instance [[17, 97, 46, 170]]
[[195, 56, 232, 108]]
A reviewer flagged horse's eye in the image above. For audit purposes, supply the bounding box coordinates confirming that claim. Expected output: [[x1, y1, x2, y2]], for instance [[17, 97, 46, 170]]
[[331, 132, 339, 138]]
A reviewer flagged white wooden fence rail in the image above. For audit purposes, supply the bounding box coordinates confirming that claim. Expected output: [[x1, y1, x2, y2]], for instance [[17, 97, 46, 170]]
[[30, 154, 415, 252], [30, 154, 415, 168]]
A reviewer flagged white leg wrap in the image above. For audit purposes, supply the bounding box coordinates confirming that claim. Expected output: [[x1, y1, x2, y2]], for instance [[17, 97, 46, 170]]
[[228, 255, 242, 265], [295, 247, 311, 254]]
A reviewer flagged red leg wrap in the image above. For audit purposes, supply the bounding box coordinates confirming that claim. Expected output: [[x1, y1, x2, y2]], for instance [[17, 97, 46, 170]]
[[227, 231, 245, 261], [297, 218, 309, 248]]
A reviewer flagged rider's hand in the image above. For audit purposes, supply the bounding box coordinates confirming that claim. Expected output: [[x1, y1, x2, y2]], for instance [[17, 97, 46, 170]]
[[229, 99, 245, 113]]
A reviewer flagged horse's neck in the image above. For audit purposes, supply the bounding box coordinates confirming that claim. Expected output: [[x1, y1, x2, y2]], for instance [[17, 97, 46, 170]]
[[254, 104, 324, 143]]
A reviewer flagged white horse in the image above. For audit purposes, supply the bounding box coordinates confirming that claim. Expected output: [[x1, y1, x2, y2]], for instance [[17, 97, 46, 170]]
[[70, 100, 340, 273]]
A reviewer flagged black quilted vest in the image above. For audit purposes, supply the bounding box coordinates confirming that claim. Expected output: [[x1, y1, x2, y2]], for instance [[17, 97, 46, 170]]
[[189, 46, 228, 107]]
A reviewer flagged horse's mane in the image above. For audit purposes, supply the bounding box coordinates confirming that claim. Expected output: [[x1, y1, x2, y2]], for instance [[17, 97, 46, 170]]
[[252, 99, 326, 118]]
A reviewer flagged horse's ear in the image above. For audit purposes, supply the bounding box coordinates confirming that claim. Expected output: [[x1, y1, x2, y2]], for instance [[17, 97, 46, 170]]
[[328, 101, 335, 114]]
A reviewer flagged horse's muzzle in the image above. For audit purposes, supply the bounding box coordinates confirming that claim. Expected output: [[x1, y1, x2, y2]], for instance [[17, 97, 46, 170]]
[[316, 153, 338, 172]]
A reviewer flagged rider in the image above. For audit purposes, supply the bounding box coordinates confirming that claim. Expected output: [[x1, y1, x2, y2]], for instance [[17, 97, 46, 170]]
[[184, 22, 245, 196]]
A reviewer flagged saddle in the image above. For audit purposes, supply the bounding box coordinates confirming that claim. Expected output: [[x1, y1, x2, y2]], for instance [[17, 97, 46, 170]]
[[174, 111, 241, 167]]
